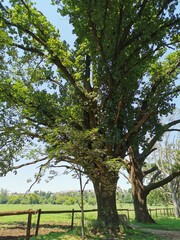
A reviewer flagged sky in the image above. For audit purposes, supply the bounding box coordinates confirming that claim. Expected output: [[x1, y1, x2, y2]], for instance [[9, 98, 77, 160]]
[[0, 0, 179, 194]]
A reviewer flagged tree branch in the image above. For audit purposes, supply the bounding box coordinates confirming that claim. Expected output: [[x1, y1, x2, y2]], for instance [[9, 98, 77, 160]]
[[149, 170, 161, 185], [119, 170, 130, 183], [11, 156, 48, 171], [2, 12, 88, 102], [145, 171, 180, 193], [87, 11, 114, 87], [140, 119, 180, 161], [143, 165, 158, 176], [12, 43, 45, 57]]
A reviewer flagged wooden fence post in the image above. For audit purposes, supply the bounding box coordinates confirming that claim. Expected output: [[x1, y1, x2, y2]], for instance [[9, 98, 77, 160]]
[[26, 213, 32, 240], [35, 209, 41, 236], [71, 208, 74, 231]]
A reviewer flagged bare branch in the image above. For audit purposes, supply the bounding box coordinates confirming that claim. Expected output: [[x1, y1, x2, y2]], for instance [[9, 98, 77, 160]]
[[143, 165, 158, 176], [26, 165, 43, 193], [11, 156, 48, 170], [119, 170, 130, 183], [145, 171, 180, 193], [149, 170, 161, 185]]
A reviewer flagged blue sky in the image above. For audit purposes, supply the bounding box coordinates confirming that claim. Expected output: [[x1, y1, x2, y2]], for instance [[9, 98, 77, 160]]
[[1, 0, 179, 193]]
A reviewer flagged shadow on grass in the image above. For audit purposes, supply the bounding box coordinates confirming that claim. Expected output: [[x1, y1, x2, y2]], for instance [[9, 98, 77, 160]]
[[0, 221, 71, 231], [30, 229, 167, 240], [0, 237, 25, 240]]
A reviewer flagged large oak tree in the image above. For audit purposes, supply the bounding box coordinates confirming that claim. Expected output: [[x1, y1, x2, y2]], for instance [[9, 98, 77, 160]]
[[0, 0, 180, 226]]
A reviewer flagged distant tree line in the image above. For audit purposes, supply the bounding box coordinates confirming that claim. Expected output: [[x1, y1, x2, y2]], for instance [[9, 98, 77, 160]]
[[0, 187, 171, 206], [0, 188, 95, 205]]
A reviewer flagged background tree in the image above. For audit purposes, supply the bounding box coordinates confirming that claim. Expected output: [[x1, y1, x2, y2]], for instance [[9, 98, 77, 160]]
[[0, 0, 180, 226], [147, 186, 172, 206], [0, 188, 9, 204], [155, 134, 180, 218]]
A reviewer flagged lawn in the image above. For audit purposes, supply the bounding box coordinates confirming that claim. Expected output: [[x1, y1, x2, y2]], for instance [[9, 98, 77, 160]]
[[0, 203, 135, 225], [0, 204, 178, 239], [0, 203, 97, 226], [132, 217, 180, 231]]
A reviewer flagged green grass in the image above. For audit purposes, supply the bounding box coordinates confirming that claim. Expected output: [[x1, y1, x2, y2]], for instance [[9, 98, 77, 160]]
[[0, 204, 97, 225], [131, 217, 180, 231], [30, 227, 168, 240], [0, 204, 178, 240], [124, 229, 168, 240], [0, 203, 135, 225]]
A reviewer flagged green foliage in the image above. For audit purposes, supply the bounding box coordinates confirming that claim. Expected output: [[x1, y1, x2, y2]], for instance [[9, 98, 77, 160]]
[[132, 217, 180, 231], [147, 187, 171, 206], [117, 188, 133, 204], [0, 188, 9, 204], [0, 0, 180, 226], [0, 0, 179, 172], [0, 189, 97, 206]]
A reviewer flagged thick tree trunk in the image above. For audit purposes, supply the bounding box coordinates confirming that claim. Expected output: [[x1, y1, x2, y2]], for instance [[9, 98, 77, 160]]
[[92, 171, 119, 229], [129, 147, 155, 223], [132, 184, 155, 223]]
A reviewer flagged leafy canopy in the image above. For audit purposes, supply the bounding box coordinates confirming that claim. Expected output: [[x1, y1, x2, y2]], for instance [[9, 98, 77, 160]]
[[0, 0, 180, 179]]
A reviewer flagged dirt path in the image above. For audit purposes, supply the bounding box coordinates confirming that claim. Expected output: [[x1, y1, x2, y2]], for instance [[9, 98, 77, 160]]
[[140, 228, 180, 240]]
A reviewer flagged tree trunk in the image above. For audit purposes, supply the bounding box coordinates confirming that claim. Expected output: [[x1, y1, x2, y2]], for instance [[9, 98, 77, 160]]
[[169, 180, 180, 218], [129, 147, 155, 223], [132, 184, 155, 223], [92, 171, 119, 229]]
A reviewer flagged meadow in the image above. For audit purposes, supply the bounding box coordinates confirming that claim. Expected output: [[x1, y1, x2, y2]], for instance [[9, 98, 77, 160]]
[[0, 203, 98, 226], [0, 203, 137, 226], [0, 204, 179, 239]]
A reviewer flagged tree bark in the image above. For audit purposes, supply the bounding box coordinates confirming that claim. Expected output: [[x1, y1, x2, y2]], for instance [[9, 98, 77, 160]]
[[129, 147, 155, 223], [132, 183, 155, 223], [169, 179, 180, 218], [92, 171, 119, 229]]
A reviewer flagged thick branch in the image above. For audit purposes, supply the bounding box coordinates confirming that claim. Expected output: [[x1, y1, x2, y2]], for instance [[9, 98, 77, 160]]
[[145, 171, 180, 193], [2, 14, 88, 102], [123, 111, 154, 142], [140, 119, 180, 161], [143, 165, 158, 176], [114, 111, 155, 156]]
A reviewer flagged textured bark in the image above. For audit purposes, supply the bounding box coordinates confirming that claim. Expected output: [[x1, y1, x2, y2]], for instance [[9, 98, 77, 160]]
[[169, 179, 180, 218], [92, 171, 119, 229], [132, 184, 155, 223], [129, 147, 155, 223]]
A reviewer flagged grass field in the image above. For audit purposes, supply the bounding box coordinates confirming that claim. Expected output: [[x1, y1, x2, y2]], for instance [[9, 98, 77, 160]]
[[0, 203, 136, 224], [132, 217, 180, 231], [0, 204, 178, 239], [0, 204, 98, 226]]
